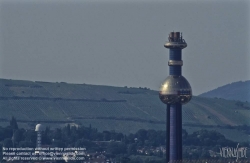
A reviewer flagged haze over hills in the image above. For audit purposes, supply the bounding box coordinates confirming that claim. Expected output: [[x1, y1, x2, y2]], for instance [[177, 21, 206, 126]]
[[199, 80, 250, 102], [0, 78, 249, 142]]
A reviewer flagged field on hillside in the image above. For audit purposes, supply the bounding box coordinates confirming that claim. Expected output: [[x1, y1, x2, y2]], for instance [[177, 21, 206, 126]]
[[199, 80, 250, 102], [0, 79, 249, 142]]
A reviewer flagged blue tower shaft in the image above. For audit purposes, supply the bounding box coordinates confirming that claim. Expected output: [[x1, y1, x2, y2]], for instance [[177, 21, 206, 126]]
[[167, 48, 183, 162], [160, 32, 191, 162], [169, 49, 182, 76], [167, 100, 183, 162]]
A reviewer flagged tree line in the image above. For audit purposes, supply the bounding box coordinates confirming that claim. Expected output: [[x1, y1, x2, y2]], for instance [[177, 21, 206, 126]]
[[0, 116, 249, 162]]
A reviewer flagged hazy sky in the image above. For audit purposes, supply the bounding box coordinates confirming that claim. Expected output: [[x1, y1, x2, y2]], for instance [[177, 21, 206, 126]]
[[0, 0, 249, 95]]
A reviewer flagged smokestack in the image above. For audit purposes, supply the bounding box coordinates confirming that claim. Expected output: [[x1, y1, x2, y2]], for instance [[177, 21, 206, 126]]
[[159, 32, 192, 162]]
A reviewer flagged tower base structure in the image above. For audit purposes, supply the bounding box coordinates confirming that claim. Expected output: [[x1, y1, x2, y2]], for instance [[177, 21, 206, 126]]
[[166, 104, 182, 162]]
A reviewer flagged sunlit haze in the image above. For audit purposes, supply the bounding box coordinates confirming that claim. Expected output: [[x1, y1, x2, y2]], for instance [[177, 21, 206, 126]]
[[0, 0, 249, 95]]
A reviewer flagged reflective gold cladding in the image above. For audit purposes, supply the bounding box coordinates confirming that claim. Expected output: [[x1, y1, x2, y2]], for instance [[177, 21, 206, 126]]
[[159, 75, 192, 105], [168, 60, 183, 66], [164, 42, 187, 49], [159, 94, 192, 104]]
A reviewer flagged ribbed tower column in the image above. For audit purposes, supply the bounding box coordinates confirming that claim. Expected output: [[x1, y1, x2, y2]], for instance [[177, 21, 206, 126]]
[[35, 124, 44, 154], [159, 32, 192, 163], [169, 49, 182, 76], [37, 131, 42, 148]]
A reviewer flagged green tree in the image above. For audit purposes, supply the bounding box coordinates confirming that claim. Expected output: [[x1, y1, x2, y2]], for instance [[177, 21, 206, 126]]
[[127, 143, 137, 155], [42, 126, 51, 145], [18, 141, 34, 147], [10, 116, 18, 130], [103, 131, 111, 141], [74, 138, 94, 148], [3, 138, 13, 147], [24, 130, 37, 143], [136, 129, 147, 144], [52, 139, 65, 148], [107, 142, 127, 155], [53, 128, 62, 140], [0, 126, 5, 141], [200, 149, 210, 159], [146, 129, 157, 146], [13, 129, 24, 143]]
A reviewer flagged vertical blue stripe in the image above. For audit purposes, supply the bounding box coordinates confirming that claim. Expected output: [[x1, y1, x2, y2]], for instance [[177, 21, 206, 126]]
[[166, 105, 170, 162], [169, 49, 182, 76], [176, 103, 182, 160], [169, 104, 177, 161], [170, 66, 181, 75], [168, 45, 183, 162], [170, 49, 182, 60]]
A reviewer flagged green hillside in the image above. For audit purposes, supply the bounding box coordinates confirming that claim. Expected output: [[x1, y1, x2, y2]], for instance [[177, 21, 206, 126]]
[[0, 78, 249, 142], [199, 80, 250, 102]]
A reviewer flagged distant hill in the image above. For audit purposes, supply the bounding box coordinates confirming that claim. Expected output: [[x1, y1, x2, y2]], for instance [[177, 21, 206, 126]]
[[0, 78, 250, 142], [199, 80, 250, 102]]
